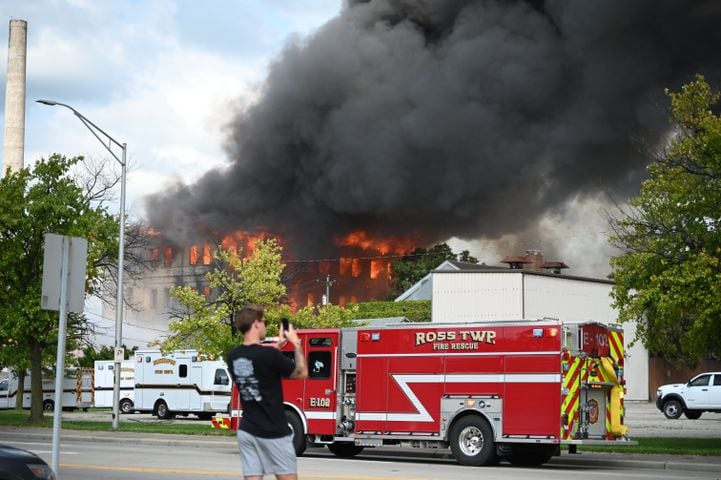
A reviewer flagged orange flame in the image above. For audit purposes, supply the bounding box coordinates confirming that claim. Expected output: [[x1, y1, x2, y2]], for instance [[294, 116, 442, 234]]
[[221, 230, 269, 257], [335, 230, 416, 255]]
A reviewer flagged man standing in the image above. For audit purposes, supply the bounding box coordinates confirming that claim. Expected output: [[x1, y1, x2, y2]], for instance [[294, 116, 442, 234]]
[[226, 306, 308, 480]]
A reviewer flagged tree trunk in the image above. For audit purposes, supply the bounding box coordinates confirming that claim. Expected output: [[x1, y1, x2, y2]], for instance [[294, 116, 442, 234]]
[[29, 342, 44, 424], [13, 370, 25, 411]]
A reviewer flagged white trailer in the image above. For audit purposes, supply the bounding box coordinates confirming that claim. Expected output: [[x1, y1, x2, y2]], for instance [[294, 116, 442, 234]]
[[1, 368, 94, 410], [94, 360, 135, 413], [133, 350, 231, 419], [0, 374, 19, 409], [431, 269, 649, 401]]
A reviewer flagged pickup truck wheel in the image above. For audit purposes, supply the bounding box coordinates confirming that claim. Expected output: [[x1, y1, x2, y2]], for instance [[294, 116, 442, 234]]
[[155, 400, 172, 419], [327, 443, 365, 458], [662, 399, 683, 419], [285, 410, 307, 456], [685, 410, 702, 420], [449, 416, 498, 466], [43, 399, 54, 412]]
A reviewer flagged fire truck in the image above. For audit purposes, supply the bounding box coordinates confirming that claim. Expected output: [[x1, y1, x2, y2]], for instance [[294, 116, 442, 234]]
[[215, 320, 632, 466]]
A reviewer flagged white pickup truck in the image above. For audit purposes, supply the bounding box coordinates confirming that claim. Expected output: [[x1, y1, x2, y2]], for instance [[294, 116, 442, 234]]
[[656, 371, 721, 419]]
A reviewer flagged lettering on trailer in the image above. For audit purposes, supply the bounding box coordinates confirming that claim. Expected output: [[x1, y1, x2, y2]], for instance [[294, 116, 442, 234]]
[[356, 373, 560, 423], [415, 330, 497, 351]]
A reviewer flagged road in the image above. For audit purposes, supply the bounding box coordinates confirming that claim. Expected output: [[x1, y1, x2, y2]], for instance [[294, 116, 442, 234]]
[[6, 401, 715, 479], [4, 437, 720, 480]]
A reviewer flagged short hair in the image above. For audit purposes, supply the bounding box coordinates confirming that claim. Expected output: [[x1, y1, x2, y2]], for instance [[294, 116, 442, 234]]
[[234, 306, 264, 334]]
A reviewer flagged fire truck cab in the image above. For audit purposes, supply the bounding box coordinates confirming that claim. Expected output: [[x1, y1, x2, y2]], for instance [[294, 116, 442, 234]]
[[223, 320, 633, 466]]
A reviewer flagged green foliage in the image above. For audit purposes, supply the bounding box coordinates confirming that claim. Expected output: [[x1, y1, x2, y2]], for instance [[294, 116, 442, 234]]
[[609, 75, 721, 366], [351, 300, 431, 322], [0, 154, 121, 423], [162, 238, 287, 356], [76, 344, 136, 367], [390, 243, 477, 297]]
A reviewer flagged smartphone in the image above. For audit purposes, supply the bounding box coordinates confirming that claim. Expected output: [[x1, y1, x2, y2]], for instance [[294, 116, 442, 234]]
[[281, 318, 289, 332]]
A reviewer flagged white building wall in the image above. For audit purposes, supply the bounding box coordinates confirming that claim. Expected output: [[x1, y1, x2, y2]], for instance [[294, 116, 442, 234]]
[[432, 272, 523, 322], [523, 274, 617, 323], [431, 271, 649, 400]]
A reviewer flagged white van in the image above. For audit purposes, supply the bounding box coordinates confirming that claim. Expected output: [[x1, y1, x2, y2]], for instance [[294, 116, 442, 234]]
[[94, 360, 135, 413], [133, 350, 231, 419]]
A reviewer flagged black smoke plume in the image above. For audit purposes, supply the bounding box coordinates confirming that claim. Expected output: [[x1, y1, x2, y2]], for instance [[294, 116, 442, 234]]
[[145, 0, 721, 260]]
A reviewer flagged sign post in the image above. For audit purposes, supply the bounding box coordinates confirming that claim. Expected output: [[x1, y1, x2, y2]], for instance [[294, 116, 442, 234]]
[[41, 233, 88, 476]]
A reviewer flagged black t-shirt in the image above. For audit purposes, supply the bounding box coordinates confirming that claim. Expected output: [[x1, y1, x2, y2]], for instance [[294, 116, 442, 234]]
[[226, 344, 295, 438]]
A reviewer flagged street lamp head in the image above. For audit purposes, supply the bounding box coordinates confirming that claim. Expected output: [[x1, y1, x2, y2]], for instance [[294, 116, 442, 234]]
[[36, 99, 59, 106]]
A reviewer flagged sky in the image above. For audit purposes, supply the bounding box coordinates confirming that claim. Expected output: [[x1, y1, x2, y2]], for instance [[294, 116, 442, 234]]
[[0, 0, 342, 346], [0, 0, 342, 216]]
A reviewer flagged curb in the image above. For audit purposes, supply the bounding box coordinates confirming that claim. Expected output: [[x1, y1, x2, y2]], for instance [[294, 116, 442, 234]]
[[2, 427, 720, 473]]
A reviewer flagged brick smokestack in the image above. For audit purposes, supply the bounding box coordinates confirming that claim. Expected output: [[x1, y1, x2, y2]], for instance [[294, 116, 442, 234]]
[[2, 19, 28, 177]]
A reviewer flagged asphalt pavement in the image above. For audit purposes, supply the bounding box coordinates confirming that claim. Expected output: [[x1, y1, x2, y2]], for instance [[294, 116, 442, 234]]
[[1, 401, 720, 474]]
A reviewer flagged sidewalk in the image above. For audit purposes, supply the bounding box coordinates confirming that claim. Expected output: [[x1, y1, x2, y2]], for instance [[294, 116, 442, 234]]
[[2, 425, 720, 473]]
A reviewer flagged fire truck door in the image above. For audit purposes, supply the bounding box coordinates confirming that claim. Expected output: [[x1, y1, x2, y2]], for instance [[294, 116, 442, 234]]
[[585, 388, 607, 438], [303, 333, 338, 435]]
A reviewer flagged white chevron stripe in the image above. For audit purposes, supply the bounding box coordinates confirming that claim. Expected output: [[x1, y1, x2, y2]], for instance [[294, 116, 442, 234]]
[[356, 373, 560, 423]]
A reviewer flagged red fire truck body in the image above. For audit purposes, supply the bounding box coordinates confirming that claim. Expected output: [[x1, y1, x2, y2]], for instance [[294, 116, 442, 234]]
[[218, 320, 632, 466]]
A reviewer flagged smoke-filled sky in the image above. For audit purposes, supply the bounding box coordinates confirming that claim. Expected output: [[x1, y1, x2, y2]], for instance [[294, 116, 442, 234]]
[[145, 0, 721, 272]]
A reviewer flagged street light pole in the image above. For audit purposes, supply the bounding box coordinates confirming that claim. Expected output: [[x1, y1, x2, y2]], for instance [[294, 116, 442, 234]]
[[37, 99, 127, 430]]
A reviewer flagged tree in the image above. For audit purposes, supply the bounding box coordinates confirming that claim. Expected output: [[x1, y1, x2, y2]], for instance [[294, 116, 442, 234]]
[[162, 238, 287, 355], [609, 75, 721, 367], [0, 154, 121, 423], [390, 243, 478, 297], [162, 239, 360, 356]]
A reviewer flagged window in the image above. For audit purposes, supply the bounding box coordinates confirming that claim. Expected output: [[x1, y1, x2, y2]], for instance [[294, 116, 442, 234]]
[[714, 375, 721, 387], [179, 365, 188, 378], [164, 247, 174, 268], [309, 351, 331, 379], [689, 374, 711, 387], [310, 337, 333, 347], [189, 245, 199, 265], [214, 369, 229, 385], [0, 381, 8, 392]]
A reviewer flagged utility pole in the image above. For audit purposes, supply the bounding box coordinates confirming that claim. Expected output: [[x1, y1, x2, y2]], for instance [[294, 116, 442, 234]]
[[322, 274, 336, 305]]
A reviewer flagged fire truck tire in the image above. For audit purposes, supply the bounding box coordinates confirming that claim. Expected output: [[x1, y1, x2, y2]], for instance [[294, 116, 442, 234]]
[[119, 399, 134, 414], [684, 410, 702, 420], [662, 399, 683, 419], [155, 400, 173, 419], [43, 400, 54, 412], [285, 410, 307, 456], [327, 443, 365, 458], [449, 415, 498, 466]]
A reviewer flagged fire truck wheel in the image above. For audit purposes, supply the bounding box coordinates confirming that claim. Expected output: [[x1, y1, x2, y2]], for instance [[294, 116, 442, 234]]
[[327, 443, 365, 458], [662, 399, 683, 419], [155, 400, 173, 420], [119, 399, 134, 414], [285, 410, 307, 456], [449, 415, 498, 466], [684, 410, 702, 420], [42, 400, 54, 412]]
